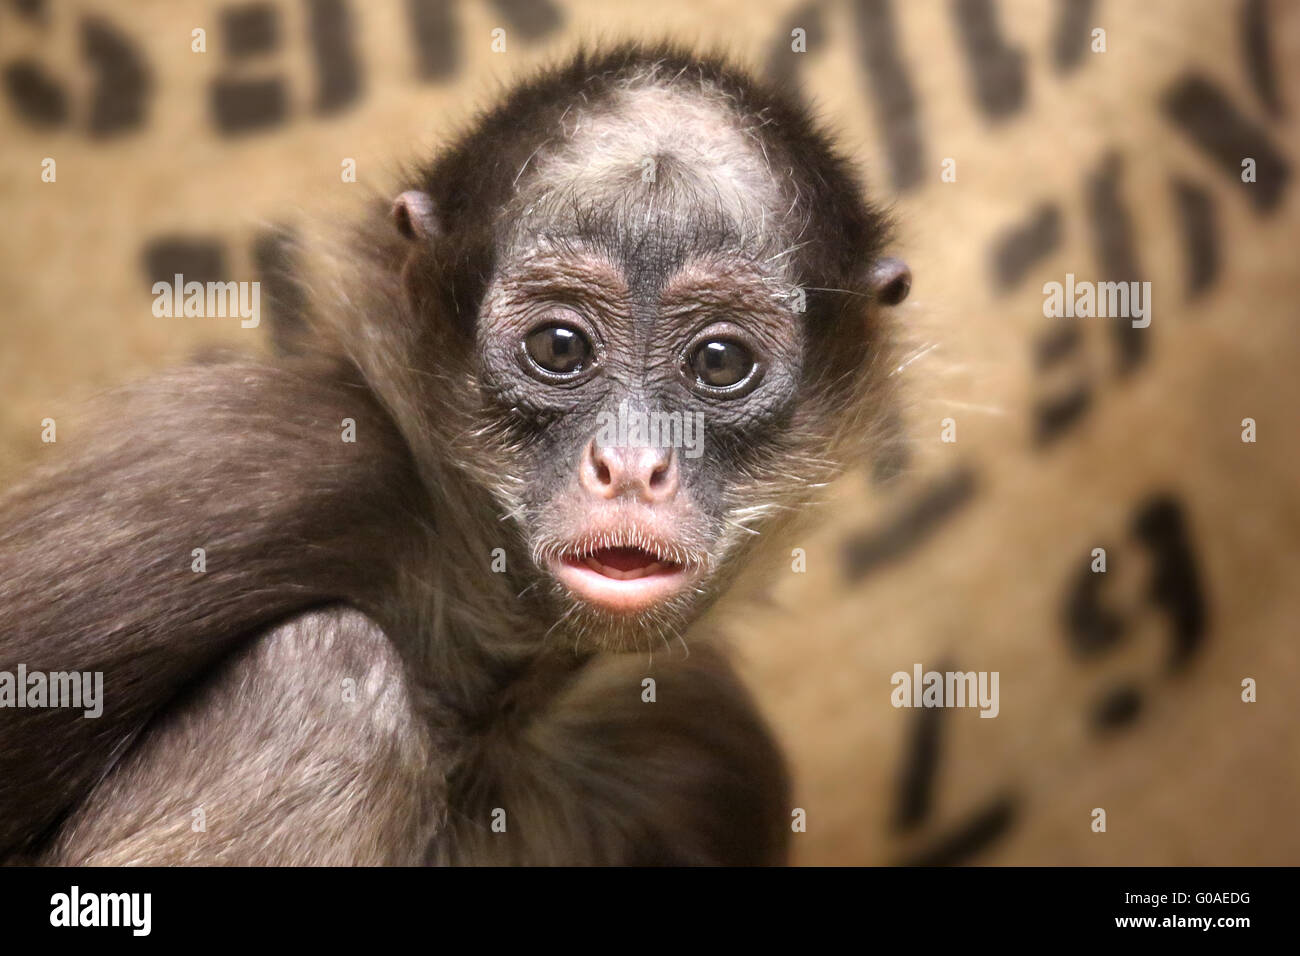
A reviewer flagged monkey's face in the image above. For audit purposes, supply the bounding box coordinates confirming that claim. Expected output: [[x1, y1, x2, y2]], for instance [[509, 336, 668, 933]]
[[397, 80, 904, 649], [474, 234, 823, 649]]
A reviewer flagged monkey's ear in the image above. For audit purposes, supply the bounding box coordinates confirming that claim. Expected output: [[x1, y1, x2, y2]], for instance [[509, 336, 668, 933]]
[[868, 257, 911, 306], [392, 190, 440, 242]]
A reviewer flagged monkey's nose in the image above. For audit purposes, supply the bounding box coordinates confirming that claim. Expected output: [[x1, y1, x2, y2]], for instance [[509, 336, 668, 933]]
[[580, 441, 678, 503]]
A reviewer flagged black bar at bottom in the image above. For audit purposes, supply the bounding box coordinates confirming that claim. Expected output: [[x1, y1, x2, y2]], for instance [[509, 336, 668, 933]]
[[0, 865, 1281, 942]]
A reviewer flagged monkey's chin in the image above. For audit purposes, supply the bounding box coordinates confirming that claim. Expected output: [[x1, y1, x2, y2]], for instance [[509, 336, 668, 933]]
[[551, 551, 697, 616]]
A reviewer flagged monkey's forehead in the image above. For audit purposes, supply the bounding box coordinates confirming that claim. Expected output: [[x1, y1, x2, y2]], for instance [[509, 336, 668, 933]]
[[504, 82, 796, 259], [484, 242, 801, 322]]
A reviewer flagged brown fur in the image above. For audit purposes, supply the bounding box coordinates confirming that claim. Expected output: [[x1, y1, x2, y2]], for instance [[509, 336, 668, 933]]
[[0, 362, 431, 855], [0, 45, 899, 865]]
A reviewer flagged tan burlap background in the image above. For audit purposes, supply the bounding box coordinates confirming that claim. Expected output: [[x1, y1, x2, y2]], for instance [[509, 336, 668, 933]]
[[1, 0, 1297, 864]]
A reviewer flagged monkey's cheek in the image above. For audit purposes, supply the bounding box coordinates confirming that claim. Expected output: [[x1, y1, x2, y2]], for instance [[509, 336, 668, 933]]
[[550, 558, 698, 615]]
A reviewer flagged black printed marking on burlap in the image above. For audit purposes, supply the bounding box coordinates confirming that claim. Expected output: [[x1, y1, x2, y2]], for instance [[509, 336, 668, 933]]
[[406, 0, 461, 81], [844, 467, 978, 581], [1171, 178, 1220, 299], [1064, 546, 1126, 658], [1034, 317, 1082, 370], [2, 61, 67, 125], [1092, 684, 1143, 731], [1241, 0, 1284, 118], [852, 0, 925, 192], [892, 683, 947, 832], [895, 795, 1018, 866], [84, 16, 151, 137], [1132, 495, 1206, 671], [10, 0, 46, 21], [1033, 382, 1090, 446], [142, 238, 228, 288], [1084, 152, 1146, 375], [308, 0, 362, 115], [992, 202, 1061, 291], [1052, 0, 1095, 74], [950, 0, 1026, 120], [1162, 74, 1290, 213], [212, 76, 288, 134], [488, 0, 564, 40], [223, 3, 280, 59]]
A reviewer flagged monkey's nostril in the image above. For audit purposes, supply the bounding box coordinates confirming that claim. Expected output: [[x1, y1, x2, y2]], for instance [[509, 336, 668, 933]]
[[582, 441, 620, 498], [645, 449, 678, 500]]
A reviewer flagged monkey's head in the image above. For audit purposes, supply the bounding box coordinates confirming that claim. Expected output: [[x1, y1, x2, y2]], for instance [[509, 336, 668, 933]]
[[374, 47, 909, 651]]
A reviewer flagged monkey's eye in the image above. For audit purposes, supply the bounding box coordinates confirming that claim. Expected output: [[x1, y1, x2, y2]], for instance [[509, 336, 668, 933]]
[[688, 339, 755, 391], [524, 324, 593, 377]]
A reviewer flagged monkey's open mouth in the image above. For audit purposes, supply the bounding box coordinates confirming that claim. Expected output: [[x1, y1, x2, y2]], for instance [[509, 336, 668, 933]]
[[576, 547, 680, 580], [553, 546, 694, 613]]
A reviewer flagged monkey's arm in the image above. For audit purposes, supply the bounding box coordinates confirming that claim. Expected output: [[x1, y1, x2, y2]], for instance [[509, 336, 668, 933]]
[[42, 607, 443, 865], [436, 644, 793, 866], [48, 619, 789, 866], [0, 362, 428, 856]]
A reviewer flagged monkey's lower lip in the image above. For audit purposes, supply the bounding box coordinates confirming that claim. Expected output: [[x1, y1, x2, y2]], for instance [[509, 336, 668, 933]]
[[554, 547, 693, 612]]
